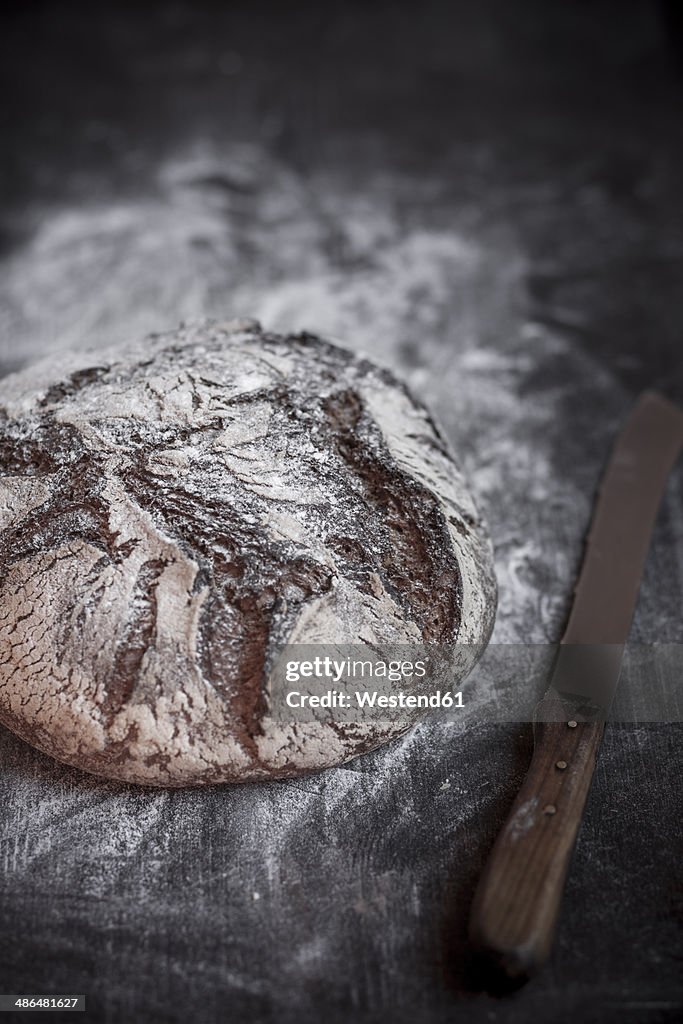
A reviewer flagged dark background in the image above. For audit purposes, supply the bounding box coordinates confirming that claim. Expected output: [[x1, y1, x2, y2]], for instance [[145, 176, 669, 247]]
[[1, 2, 682, 1022]]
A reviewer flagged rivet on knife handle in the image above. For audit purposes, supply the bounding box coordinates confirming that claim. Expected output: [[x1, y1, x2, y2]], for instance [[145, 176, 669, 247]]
[[468, 391, 683, 982]]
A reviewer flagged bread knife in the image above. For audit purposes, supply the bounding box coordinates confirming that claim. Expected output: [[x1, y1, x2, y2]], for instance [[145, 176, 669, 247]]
[[468, 390, 683, 981]]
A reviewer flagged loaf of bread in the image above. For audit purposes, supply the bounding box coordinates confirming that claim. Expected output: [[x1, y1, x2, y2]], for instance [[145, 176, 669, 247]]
[[0, 320, 496, 785]]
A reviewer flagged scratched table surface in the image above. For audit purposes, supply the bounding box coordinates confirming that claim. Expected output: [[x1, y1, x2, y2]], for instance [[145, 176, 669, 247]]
[[1, 2, 682, 1022]]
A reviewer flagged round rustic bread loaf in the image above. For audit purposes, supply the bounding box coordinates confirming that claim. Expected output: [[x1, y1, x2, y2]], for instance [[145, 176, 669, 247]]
[[0, 320, 496, 785]]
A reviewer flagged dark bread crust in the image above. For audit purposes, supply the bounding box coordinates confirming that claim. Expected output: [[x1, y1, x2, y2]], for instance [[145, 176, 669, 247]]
[[0, 320, 496, 785]]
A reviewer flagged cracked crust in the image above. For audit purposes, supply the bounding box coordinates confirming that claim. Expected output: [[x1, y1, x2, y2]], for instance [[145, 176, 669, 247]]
[[0, 319, 496, 786]]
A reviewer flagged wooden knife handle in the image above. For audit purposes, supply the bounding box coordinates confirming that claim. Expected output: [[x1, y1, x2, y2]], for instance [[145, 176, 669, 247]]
[[468, 712, 605, 980]]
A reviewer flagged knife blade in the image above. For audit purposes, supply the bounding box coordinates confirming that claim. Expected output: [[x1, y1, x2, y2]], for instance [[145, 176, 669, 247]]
[[468, 390, 683, 982]]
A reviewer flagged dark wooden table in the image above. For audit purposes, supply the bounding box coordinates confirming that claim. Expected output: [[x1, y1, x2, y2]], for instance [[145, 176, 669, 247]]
[[1, 3, 682, 1021]]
